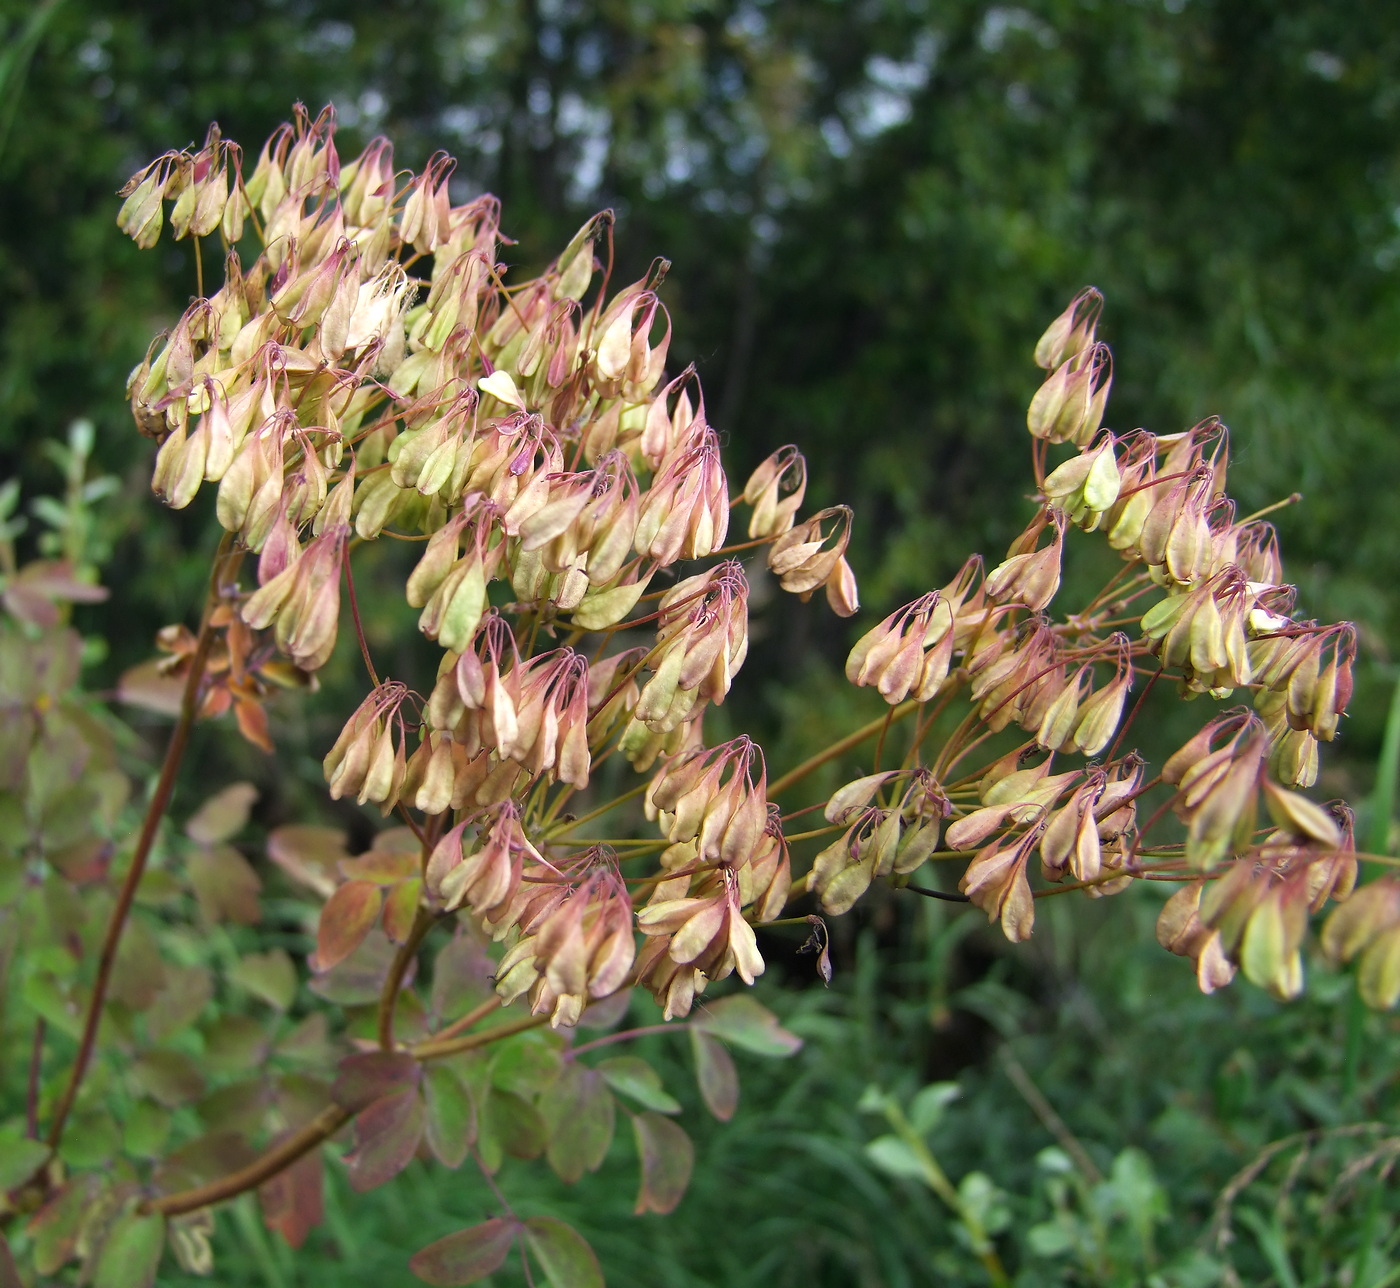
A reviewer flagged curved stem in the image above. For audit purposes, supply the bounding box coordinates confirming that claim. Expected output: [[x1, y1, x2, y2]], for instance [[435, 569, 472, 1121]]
[[769, 701, 918, 797], [412, 1012, 550, 1062], [144, 1104, 352, 1217], [377, 906, 437, 1051], [47, 535, 236, 1151]]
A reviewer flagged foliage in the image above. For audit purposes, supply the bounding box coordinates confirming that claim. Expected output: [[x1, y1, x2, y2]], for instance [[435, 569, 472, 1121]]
[[0, 102, 1394, 1287]]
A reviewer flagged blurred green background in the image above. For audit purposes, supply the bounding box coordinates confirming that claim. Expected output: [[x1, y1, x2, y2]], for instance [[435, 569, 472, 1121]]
[[3, 0, 1400, 1284]]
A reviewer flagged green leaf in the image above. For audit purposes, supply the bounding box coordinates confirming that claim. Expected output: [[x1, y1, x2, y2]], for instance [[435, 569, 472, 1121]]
[[522, 1217, 603, 1288], [27, 1174, 100, 1275], [631, 1111, 694, 1215], [315, 880, 384, 971], [691, 996, 802, 1057], [230, 949, 297, 1010], [1, 1231, 21, 1288], [93, 1211, 165, 1288], [689, 1030, 738, 1121], [424, 1064, 477, 1169], [542, 1063, 615, 1183], [0, 1131, 49, 1189], [410, 1218, 521, 1286], [184, 782, 258, 844], [598, 1055, 682, 1114], [907, 1082, 960, 1136], [864, 1135, 927, 1183], [477, 1088, 547, 1171], [491, 1032, 563, 1097], [122, 1101, 172, 1159], [145, 963, 213, 1043], [130, 1049, 206, 1108]]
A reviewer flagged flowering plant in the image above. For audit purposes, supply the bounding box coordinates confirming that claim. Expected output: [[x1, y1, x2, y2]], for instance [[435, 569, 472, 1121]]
[[2, 105, 1390, 1287]]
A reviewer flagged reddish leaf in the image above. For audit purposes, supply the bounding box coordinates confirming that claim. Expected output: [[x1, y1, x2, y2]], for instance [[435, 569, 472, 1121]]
[[631, 1111, 694, 1215], [92, 1211, 165, 1288], [130, 1049, 205, 1108], [340, 848, 420, 884], [188, 843, 262, 924], [0, 1232, 21, 1288], [153, 1131, 257, 1194], [382, 878, 423, 944], [522, 1217, 603, 1288], [266, 824, 350, 898], [430, 929, 496, 1021], [145, 963, 214, 1043], [424, 1064, 477, 1169], [542, 1063, 615, 1184], [230, 949, 297, 1010], [26, 1174, 100, 1275], [332, 1051, 421, 1111], [345, 1088, 425, 1192], [691, 996, 803, 1057], [259, 1145, 324, 1249], [201, 1014, 269, 1074], [184, 782, 258, 844], [116, 659, 184, 717], [410, 1218, 521, 1286], [315, 880, 383, 971], [275, 1012, 335, 1066], [690, 1030, 739, 1121], [108, 920, 166, 1009], [308, 927, 400, 1005]]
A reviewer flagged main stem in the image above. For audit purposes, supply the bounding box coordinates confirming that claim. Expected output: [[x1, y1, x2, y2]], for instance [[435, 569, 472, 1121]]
[[47, 536, 235, 1150]]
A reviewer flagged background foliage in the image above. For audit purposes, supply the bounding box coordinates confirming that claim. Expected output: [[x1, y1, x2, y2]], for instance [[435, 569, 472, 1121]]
[[3, 0, 1399, 1284]]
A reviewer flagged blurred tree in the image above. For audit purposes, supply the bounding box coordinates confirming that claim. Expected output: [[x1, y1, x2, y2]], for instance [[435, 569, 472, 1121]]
[[3, 0, 1397, 704]]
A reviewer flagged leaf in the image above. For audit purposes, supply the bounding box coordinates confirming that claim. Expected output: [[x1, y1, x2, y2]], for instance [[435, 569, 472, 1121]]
[[201, 1014, 269, 1074], [345, 1088, 425, 1192], [864, 1135, 928, 1183], [266, 824, 350, 898], [108, 919, 166, 1009], [491, 1034, 563, 1097], [332, 1051, 421, 1111], [93, 1211, 165, 1288], [691, 996, 803, 1057], [410, 1218, 521, 1286], [315, 880, 383, 970], [259, 1146, 324, 1249], [184, 782, 258, 844], [431, 928, 496, 1020], [340, 846, 420, 884], [383, 877, 423, 944], [196, 1080, 270, 1134], [689, 1030, 739, 1121], [478, 1088, 547, 1170], [308, 926, 398, 1005], [26, 1174, 100, 1275], [598, 1055, 682, 1114], [130, 1049, 206, 1108], [145, 963, 213, 1043], [230, 949, 297, 1010], [0, 1132, 49, 1189], [631, 1111, 694, 1215], [188, 843, 262, 925], [424, 1064, 477, 1169], [122, 1101, 172, 1158], [522, 1217, 603, 1288], [542, 1063, 616, 1183], [907, 1082, 961, 1136], [0, 1232, 20, 1288], [116, 659, 184, 717]]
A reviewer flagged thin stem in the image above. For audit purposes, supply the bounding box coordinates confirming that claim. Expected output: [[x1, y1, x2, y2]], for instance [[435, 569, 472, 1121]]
[[783, 824, 842, 844], [568, 1022, 683, 1059], [430, 996, 504, 1046], [47, 535, 236, 1151], [343, 539, 380, 688], [543, 780, 649, 837], [26, 1019, 45, 1139], [377, 906, 437, 1051], [193, 234, 204, 299], [145, 1104, 353, 1217], [769, 701, 918, 797], [1000, 1050, 1102, 1183], [1106, 665, 1161, 762], [412, 1012, 550, 1061]]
